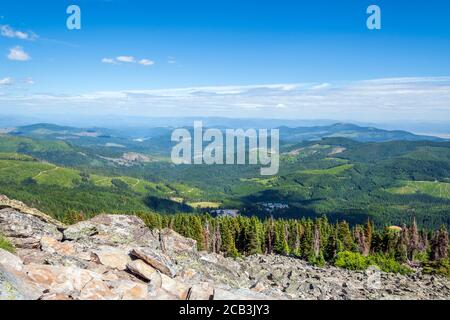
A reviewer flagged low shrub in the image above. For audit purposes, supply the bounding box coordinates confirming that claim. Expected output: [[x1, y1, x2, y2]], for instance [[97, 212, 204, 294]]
[[423, 259, 450, 277], [0, 234, 15, 253], [334, 251, 369, 270], [334, 251, 412, 274]]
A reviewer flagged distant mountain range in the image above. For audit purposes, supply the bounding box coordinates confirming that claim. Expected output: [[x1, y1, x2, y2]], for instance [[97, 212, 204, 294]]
[[6, 122, 445, 144], [278, 123, 444, 143]]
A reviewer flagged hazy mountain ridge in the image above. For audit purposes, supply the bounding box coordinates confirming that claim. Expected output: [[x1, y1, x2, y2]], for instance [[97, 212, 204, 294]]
[[6, 121, 446, 144]]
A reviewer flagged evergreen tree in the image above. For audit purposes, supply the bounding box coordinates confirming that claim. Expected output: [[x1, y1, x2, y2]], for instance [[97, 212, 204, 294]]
[[408, 218, 420, 261], [204, 219, 211, 252], [214, 221, 222, 253], [337, 221, 355, 252], [219, 218, 239, 257], [395, 225, 409, 263], [431, 225, 449, 261], [308, 223, 325, 266], [354, 225, 369, 256], [324, 228, 338, 261], [245, 217, 263, 255], [265, 217, 275, 254], [364, 219, 373, 254], [274, 221, 289, 255], [288, 221, 301, 257], [300, 221, 313, 259]]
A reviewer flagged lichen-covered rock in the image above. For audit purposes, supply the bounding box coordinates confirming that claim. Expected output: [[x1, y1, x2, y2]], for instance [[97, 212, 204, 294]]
[[0, 248, 23, 272], [23, 264, 107, 295], [109, 280, 148, 300], [126, 259, 158, 281], [188, 282, 214, 300], [77, 278, 119, 300], [131, 247, 177, 277], [213, 288, 272, 300], [39, 292, 73, 300], [0, 195, 64, 229], [63, 214, 160, 248], [40, 236, 76, 256], [0, 208, 63, 249], [0, 264, 43, 300], [159, 228, 197, 254], [146, 273, 190, 300], [91, 246, 131, 271]]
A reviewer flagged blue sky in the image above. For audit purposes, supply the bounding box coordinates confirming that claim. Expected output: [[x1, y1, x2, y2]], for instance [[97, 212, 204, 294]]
[[1, 0, 450, 122]]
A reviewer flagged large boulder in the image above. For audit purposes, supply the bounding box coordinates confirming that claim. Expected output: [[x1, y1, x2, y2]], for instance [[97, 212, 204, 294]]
[[188, 282, 215, 300], [213, 288, 273, 300], [131, 247, 177, 277], [0, 248, 23, 272], [91, 246, 131, 271], [109, 280, 149, 300], [146, 273, 190, 300], [0, 252, 43, 300], [40, 236, 77, 256], [126, 259, 158, 282], [77, 278, 119, 300], [63, 214, 160, 248], [0, 195, 64, 229], [159, 228, 197, 254], [23, 264, 107, 296], [0, 208, 62, 249]]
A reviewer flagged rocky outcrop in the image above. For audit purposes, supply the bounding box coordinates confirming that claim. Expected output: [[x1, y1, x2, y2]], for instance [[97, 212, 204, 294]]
[[130, 247, 177, 277], [63, 214, 159, 248], [0, 195, 64, 229], [0, 208, 62, 249], [0, 195, 449, 300]]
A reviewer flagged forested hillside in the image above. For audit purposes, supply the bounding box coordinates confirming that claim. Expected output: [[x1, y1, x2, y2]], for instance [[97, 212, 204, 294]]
[[0, 123, 449, 229], [139, 212, 450, 276]]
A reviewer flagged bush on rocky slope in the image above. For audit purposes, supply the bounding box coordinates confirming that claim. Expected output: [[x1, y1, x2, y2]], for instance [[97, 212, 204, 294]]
[[334, 251, 411, 275], [0, 233, 15, 253], [423, 259, 450, 277]]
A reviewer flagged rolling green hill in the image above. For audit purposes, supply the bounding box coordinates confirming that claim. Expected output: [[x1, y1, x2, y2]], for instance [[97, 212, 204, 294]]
[[1, 123, 450, 228]]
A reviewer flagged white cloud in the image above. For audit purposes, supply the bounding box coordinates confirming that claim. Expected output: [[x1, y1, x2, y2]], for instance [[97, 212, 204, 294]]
[[25, 77, 34, 85], [102, 56, 154, 66], [0, 25, 38, 40], [168, 56, 176, 64], [138, 59, 154, 66], [2, 77, 450, 122], [116, 56, 135, 63], [7, 46, 30, 61], [310, 83, 330, 90], [101, 58, 117, 65], [0, 77, 12, 85]]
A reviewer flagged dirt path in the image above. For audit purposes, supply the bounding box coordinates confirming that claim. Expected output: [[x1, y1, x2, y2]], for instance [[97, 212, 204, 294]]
[[33, 166, 58, 179], [132, 179, 141, 188]]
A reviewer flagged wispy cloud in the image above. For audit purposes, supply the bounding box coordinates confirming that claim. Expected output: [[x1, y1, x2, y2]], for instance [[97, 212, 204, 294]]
[[138, 59, 154, 66], [167, 56, 176, 64], [0, 77, 13, 85], [102, 56, 155, 66], [1, 77, 450, 122], [0, 24, 38, 40], [7, 46, 31, 61], [116, 55, 136, 63], [25, 77, 35, 85], [101, 58, 118, 65]]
